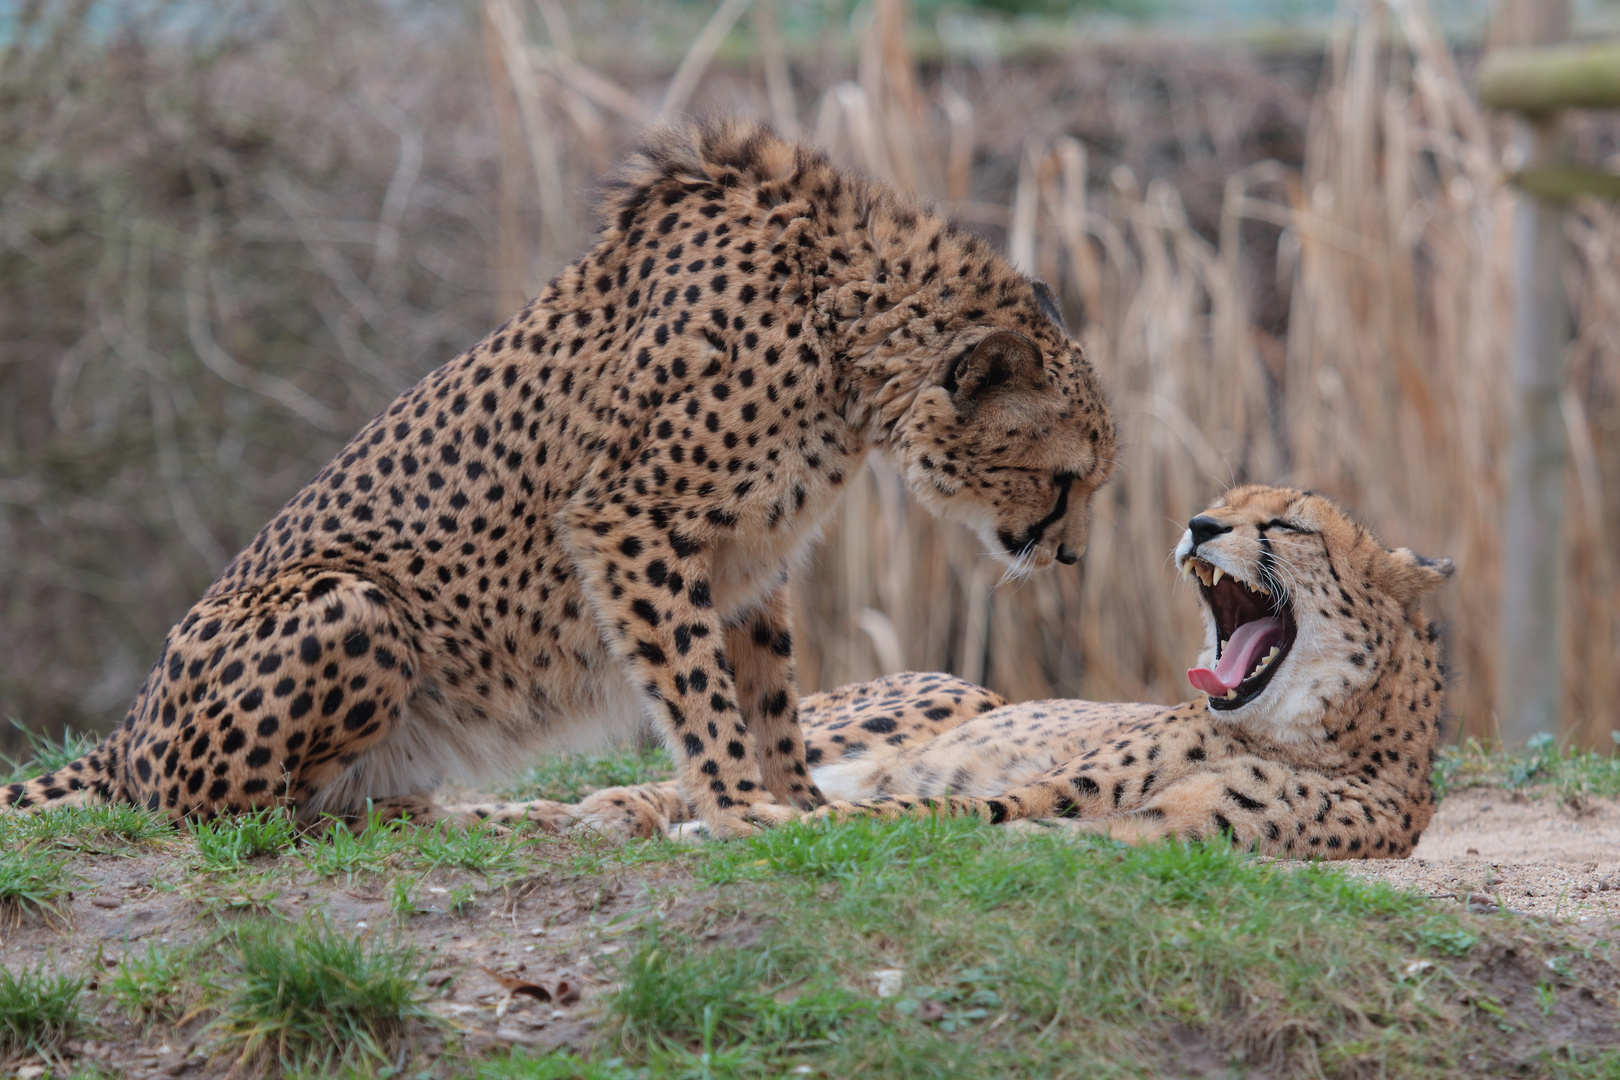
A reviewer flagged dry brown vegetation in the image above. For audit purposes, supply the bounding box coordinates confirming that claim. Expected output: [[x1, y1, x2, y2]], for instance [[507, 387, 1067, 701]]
[[3, 0, 1620, 750]]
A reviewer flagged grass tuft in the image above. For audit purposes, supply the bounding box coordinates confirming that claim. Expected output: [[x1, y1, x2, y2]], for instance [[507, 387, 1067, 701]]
[[0, 803, 175, 852], [212, 916, 434, 1072], [0, 965, 85, 1058], [110, 939, 221, 1025], [296, 814, 537, 881], [0, 848, 73, 930], [188, 807, 297, 871], [1, 722, 99, 786]]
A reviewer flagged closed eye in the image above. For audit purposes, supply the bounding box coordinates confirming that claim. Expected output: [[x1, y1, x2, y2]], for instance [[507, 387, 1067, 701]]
[[1260, 518, 1312, 534]]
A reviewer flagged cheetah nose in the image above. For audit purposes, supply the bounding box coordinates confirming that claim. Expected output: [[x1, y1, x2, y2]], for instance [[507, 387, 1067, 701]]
[[1055, 544, 1079, 565], [1188, 515, 1232, 548]]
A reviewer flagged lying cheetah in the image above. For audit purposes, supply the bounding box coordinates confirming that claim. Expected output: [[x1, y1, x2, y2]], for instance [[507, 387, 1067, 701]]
[[2, 119, 1116, 838], [521, 486, 1453, 859]]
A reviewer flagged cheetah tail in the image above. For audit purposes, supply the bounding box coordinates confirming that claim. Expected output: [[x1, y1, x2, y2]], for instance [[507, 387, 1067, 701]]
[[0, 736, 121, 812]]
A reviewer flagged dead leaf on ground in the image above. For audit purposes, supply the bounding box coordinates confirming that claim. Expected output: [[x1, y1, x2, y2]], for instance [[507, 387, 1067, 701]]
[[480, 966, 553, 1001]]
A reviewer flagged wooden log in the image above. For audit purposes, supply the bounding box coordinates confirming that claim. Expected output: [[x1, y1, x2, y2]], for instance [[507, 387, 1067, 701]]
[[1479, 43, 1620, 113]]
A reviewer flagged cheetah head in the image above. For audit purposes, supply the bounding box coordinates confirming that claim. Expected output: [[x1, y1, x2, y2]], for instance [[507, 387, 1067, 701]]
[[890, 283, 1116, 576], [1175, 485, 1454, 741]]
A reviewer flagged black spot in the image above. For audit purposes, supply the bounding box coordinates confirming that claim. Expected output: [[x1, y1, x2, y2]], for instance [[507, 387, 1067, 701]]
[[343, 630, 371, 658], [1226, 788, 1267, 812], [342, 700, 377, 731]]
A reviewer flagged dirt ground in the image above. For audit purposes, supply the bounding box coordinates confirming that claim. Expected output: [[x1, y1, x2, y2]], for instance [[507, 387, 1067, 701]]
[[1340, 787, 1620, 921], [9, 843, 704, 1078]]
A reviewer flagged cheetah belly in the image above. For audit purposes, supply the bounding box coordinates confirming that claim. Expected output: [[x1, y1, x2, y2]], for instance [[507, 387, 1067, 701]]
[[299, 661, 649, 819]]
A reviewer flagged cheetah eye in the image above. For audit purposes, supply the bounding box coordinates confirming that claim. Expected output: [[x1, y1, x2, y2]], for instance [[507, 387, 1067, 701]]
[[1260, 519, 1303, 533]]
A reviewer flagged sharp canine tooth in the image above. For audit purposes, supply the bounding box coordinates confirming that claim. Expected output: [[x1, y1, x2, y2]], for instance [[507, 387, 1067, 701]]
[[1220, 639, 1229, 653], [1225, 689, 1238, 700], [1266, 646, 1278, 659], [1211, 568, 1225, 586]]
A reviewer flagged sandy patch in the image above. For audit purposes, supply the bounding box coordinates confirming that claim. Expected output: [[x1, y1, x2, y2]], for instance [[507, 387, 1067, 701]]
[[1339, 787, 1620, 921]]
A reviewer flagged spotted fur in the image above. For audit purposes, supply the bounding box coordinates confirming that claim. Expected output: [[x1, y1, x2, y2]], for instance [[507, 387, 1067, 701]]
[[2, 119, 1114, 838]]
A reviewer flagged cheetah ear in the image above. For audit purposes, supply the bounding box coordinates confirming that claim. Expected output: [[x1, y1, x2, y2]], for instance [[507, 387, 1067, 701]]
[[1376, 547, 1455, 608], [941, 330, 1045, 410], [1031, 280, 1065, 329]]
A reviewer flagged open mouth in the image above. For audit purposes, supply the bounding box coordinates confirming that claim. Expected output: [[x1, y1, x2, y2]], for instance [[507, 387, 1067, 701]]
[[1181, 558, 1297, 711]]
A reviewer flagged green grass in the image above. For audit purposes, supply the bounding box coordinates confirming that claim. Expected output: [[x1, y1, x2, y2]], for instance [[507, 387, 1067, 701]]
[[189, 807, 298, 870], [0, 965, 85, 1058], [0, 848, 73, 928], [110, 939, 222, 1025], [474, 1051, 641, 1079], [484, 814, 1614, 1079], [0, 803, 175, 854], [498, 743, 673, 802], [1, 721, 100, 786], [296, 814, 540, 881], [211, 915, 435, 1072], [1432, 735, 1620, 800]]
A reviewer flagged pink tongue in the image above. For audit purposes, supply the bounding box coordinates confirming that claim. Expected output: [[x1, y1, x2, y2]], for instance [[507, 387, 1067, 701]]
[[1187, 616, 1285, 695]]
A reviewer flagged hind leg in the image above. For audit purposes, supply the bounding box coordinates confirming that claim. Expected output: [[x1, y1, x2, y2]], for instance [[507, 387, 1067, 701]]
[[119, 567, 421, 822]]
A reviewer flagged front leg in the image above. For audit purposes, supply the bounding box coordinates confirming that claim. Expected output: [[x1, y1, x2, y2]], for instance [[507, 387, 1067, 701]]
[[811, 750, 1192, 826], [443, 782, 689, 840], [561, 502, 795, 837], [726, 586, 824, 810]]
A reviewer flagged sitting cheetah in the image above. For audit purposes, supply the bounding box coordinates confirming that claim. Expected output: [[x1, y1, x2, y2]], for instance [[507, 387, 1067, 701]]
[[525, 486, 1453, 859], [1, 119, 1116, 838]]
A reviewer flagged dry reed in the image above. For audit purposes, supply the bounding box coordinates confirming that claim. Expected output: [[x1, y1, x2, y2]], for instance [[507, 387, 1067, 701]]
[[4, 0, 1619, 748]]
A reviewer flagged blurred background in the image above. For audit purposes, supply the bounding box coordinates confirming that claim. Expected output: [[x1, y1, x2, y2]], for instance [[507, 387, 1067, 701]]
[[4, 0, 1620, 755]]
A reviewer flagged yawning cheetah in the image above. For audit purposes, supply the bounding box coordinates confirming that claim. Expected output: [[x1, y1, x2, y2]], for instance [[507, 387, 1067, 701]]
[[516, 486, 1452, 858]]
